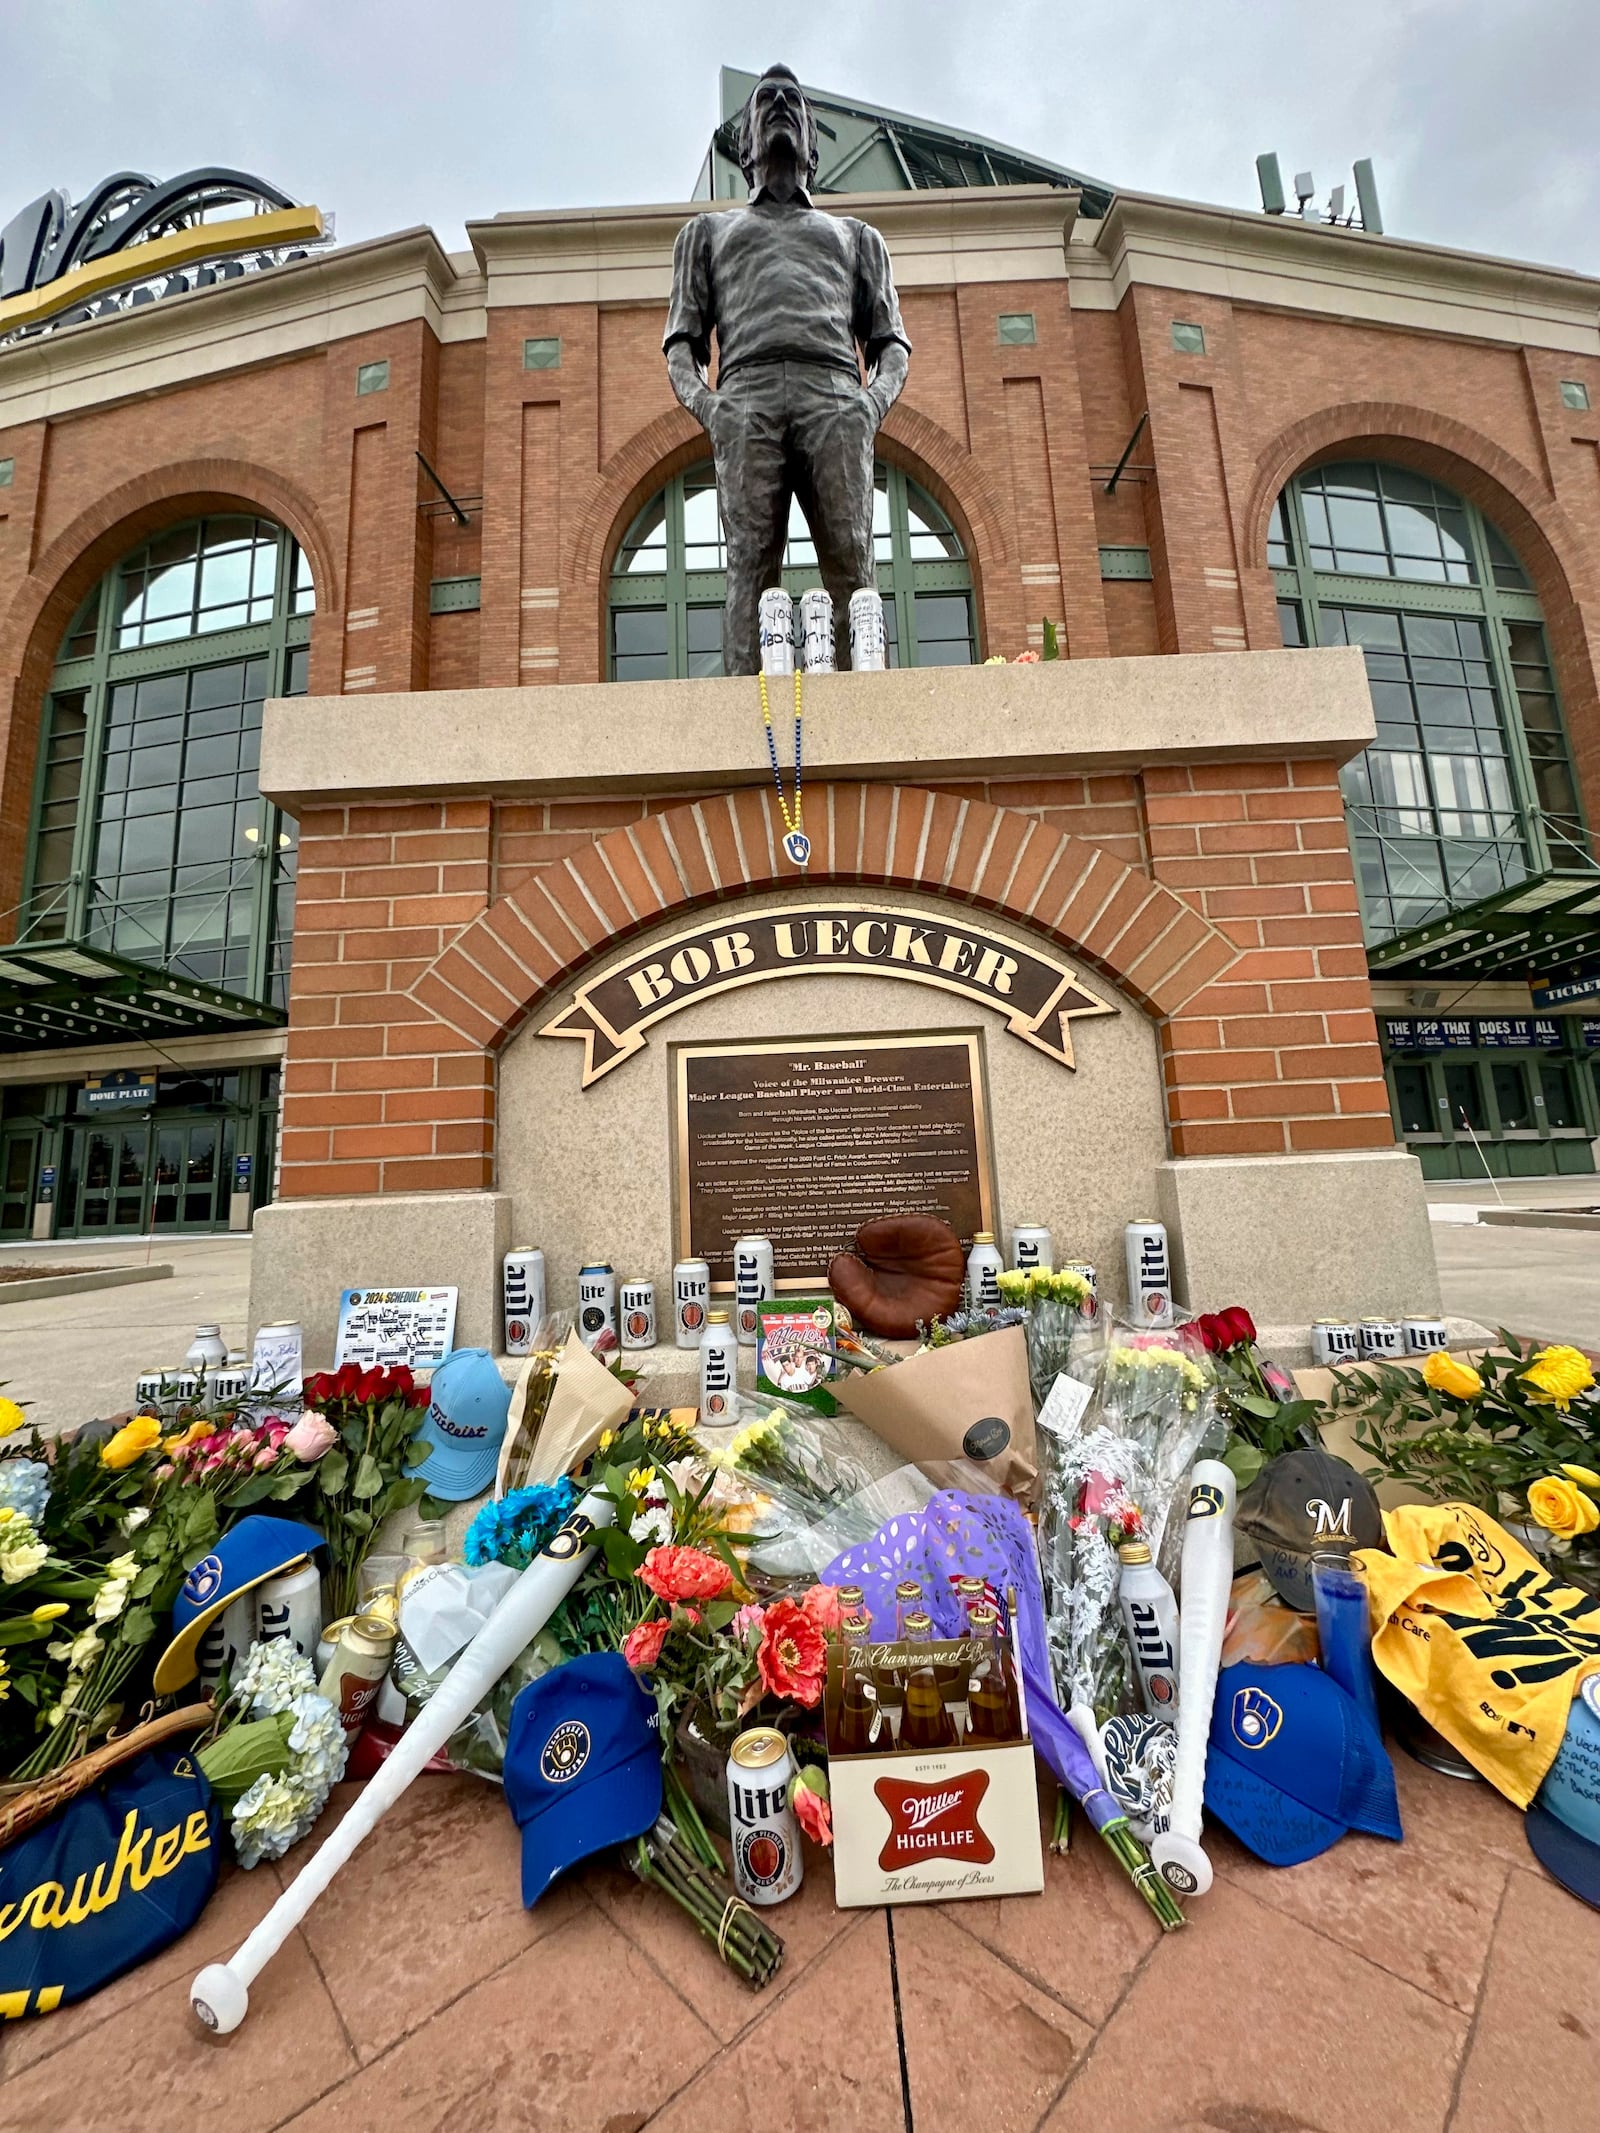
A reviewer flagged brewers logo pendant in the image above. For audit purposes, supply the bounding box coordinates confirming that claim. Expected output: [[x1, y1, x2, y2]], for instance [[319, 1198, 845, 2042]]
[[782, 829, 810, 867]]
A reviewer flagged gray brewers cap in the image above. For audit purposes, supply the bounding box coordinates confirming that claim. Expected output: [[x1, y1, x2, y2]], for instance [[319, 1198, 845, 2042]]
[[1235, 1449, 1384, 1612]]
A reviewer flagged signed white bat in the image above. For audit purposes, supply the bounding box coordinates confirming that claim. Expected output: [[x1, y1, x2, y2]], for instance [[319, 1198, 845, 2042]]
[[1150, 1460, 1235, 1898]]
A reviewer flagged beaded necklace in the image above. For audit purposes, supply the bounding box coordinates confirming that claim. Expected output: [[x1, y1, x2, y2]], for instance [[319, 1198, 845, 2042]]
[[759, 666, 810, 866]]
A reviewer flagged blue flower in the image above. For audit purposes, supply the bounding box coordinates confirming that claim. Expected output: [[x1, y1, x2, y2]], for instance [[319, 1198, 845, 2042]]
[[463, 1477, 578, 1568], [0, 1461, 49, 1529]]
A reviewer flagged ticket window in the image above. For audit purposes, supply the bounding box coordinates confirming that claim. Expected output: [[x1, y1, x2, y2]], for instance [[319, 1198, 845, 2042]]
[[1539, 1058, 1587, 1133], [1391, 1061, 1437, 1137], [1490, 1060, 1536, 1133], [1443, 1061, 1487, 1136]]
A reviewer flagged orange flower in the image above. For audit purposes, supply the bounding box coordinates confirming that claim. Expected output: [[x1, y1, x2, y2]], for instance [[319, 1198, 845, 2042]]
[[623, 1618, 671, 1672], [637, 1545, 732, 1605], [757, 1598, 827, 1708]]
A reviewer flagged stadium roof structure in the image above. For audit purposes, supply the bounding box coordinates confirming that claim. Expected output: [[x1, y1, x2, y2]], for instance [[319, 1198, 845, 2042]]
[[695, 67, 1116, 214]]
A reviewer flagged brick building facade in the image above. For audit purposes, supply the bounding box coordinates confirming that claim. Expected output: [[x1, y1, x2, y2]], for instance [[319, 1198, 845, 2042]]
[[2, 92, 1598, 1278]]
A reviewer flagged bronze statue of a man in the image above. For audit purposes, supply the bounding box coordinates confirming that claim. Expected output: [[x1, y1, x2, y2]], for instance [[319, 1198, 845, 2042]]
[[664, 65, 911, 673]]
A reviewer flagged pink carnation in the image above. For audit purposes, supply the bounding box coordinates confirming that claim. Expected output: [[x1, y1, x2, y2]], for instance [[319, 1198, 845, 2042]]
[[731, 1602, 765, 1642], [800, 1584, 845, 1631]]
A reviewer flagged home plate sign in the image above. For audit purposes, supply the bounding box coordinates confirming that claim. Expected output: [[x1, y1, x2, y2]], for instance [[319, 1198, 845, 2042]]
[[540, 902, 1117, 1086]]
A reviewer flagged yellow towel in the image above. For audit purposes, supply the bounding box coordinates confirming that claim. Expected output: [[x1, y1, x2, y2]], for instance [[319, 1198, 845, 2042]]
[[1357, 1502, 1600, 1807]]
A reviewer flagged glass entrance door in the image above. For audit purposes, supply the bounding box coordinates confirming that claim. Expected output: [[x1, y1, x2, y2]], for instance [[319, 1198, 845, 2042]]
[[0, 1130, 38, 1236], [63, 1116, 234, 1234]]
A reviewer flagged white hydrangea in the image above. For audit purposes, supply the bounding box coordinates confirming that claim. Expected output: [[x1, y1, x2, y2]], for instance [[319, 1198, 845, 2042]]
[[234, 1639, 317, 1716], [286, 1691, 349, 1794], [231, 1772, 316, 1869]]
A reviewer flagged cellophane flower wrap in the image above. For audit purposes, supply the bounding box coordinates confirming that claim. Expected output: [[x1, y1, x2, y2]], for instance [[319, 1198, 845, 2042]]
[[997, 1267, 1100, 1410], [1036, 1323, 1216, 1715]]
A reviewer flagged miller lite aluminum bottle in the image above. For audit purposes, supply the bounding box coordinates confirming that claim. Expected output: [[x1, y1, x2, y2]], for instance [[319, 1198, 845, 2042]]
[[727, 1726, 803, 1906], [733, 1235, 775, 1347], [1009, 1223, 1052, 1272], [1125, 1219, 1174, 1329], [620, 1279, 656, 1350], [673, 1257, 711, 1350], [799, 586, 835, 673], [1063, 1260, 1099, 1319], [577, 1264, 618, 1352], [699, 1309, 737, 1421], [966, 1231, 1004, 1311], [848, 586, 888, 672], [195, 1594, 256, 1697], [503, 1246, 546, 1357], [1117, 1542, 1180, 1718], [758, 588, 795, 676]]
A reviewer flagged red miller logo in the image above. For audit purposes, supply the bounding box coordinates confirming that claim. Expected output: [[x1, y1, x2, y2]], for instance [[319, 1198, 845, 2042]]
[[873, 1771, 994, 1871]]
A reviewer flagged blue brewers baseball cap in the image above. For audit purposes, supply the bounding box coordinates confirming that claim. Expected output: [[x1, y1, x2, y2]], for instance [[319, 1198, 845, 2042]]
[[1525, 1673, 1600, 1910], [415, 1348, 511, 1501], [153, 1514, 327, 1696], [1204, 1662, 1403, 1866], [504, 1653, 663, 1906]]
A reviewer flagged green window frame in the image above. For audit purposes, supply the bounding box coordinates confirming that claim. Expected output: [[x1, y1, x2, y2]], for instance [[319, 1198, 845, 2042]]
[[608, 460, 978, 680], [20, 516, 313, 1011], [1269, 460, 1589, 943]]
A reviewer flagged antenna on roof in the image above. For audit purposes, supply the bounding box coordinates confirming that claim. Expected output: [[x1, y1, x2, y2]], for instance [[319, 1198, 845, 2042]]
[[1256, 153, 1384, 234]]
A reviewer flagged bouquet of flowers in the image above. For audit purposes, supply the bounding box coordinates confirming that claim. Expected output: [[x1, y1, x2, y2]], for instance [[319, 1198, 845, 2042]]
[[998, 1266, 1098, 1409], [700, 1398, 914, 1580], [1331, 1334, 1600, 1576], [195, 1639, 348, 1867], [1186, 1306, 1320, 1487], [298, 1364, 432, 1618]]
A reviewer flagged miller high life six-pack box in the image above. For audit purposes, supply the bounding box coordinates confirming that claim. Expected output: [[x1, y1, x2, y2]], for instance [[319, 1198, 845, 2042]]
[[824, 1636, 1045, 1908]]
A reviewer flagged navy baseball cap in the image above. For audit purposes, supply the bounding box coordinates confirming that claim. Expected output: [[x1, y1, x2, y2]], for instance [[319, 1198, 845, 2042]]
[[153, 1514, 327, 1695], [504, 1653, 662, 1906], [1204, 1662, 1403, 1866], [0, 1747, 218, 2014], [1525, 1674, 1600, 1909], [415, 1348, 511, 1501]]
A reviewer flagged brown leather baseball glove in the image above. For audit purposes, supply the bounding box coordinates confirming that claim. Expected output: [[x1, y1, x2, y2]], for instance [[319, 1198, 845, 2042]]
[[827, 1214, 966, 1339]]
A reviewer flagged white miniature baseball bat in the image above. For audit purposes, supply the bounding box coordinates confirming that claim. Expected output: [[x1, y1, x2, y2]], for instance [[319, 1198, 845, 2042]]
[[191, 1490, 616, 2034], [1150, 1460, 1235, 1898]]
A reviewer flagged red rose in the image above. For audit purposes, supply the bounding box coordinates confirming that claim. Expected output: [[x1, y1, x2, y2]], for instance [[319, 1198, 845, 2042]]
[[1216, 1306, 1257, 1351], [757, 1598, 827, 1708], [623, 1618, 671, 1672], [1191, 1314, 1223, 1354], [391, 1365, 415, 1393], [302, 1372, 331, 1406], [638, 1546, 732, 1605]]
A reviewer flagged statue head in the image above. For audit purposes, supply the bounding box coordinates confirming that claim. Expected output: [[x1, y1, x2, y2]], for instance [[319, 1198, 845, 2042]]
[[739, 65, 819, 195]]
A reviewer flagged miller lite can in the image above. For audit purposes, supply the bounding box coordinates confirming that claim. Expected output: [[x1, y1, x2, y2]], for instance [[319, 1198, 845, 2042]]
[[1359, 1317, 1406, 1361], [674, 1257, 711, 1350], [1009, 1223, 1052, 1272], [256, 1559, 323, 1664], [699, 1309, 738, 1421], [1311, 1318, 1360, 1367], [1403, 1315, 1449, 1355], [1063, 1260, 1099, 1320], [195, 1594, 256, 1698], [1125, 1220, 1173, 1329], [799, 586, 835, 673], [758, 588, 795, 676], [848, 586, 888, 673], [727, 1726, 803, 1906], [733, 1235, 775, 1347], [134, 1369, 167, 1413], [577, 1264, 618, 1353], [620, 1279, 656, 1350], [503, 1247, 546, 1357]]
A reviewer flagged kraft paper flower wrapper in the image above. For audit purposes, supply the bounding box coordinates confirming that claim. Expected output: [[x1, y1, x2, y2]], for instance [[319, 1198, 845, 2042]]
[[499, 1327, 632, 1496]]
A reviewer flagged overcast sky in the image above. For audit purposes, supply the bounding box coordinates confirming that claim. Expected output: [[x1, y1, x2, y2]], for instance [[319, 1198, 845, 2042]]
[[4, 0, 1599, 276]]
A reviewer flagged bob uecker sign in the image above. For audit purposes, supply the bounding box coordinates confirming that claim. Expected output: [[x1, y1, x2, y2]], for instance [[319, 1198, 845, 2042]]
[[541, 902, 1116, 1086]]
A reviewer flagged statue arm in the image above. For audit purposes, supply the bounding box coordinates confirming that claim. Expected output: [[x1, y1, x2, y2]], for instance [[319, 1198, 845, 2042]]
[[666, 339, 715, 430], [664, 217, 716, 431], [866, 339, 909, 424]]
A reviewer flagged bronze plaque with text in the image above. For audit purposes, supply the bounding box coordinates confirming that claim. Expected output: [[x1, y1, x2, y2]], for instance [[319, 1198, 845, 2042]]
[[674, 1032, 995, 1288]]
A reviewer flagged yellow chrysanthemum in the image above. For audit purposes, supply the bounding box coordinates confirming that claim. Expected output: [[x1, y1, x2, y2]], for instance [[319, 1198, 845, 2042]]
[[1560, 1463, 1600, 1490], [99, 1413, 163, 1470], [1521, 1346, 1596, 1410], [0, 1398, 26, 1439], [1423, 1351, 1484, 1400], [1527, 1475, 1600, 1539]]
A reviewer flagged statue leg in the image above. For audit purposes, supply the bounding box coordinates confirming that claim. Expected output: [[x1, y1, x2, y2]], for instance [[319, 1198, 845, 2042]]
[[711, 368, 789, 676], [789, 366, 878, 671]]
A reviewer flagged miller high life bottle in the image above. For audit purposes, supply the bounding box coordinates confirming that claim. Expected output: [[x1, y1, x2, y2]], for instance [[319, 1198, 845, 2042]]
[[835, 1619, 881, 1754], [963, 1601, 1020, 1741], [898, 1611, 957, 1751]]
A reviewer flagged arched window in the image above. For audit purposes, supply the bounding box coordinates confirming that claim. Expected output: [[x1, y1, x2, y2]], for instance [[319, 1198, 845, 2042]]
[[1270, 461, 1586, 940], [609, 460, 977, 679], [21, 515, 312, 1007]]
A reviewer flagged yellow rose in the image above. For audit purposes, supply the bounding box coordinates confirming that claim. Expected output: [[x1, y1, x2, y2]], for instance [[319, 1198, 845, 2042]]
[[1527, 1475, 1600, 1539], [99, 1414, 164, 1471], [1560, 1463, 1600, 1490], [1423, 1352, 1484, 1400], [0, 1398, 26, 1439], [1521, 1346, 1596, 1410]]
